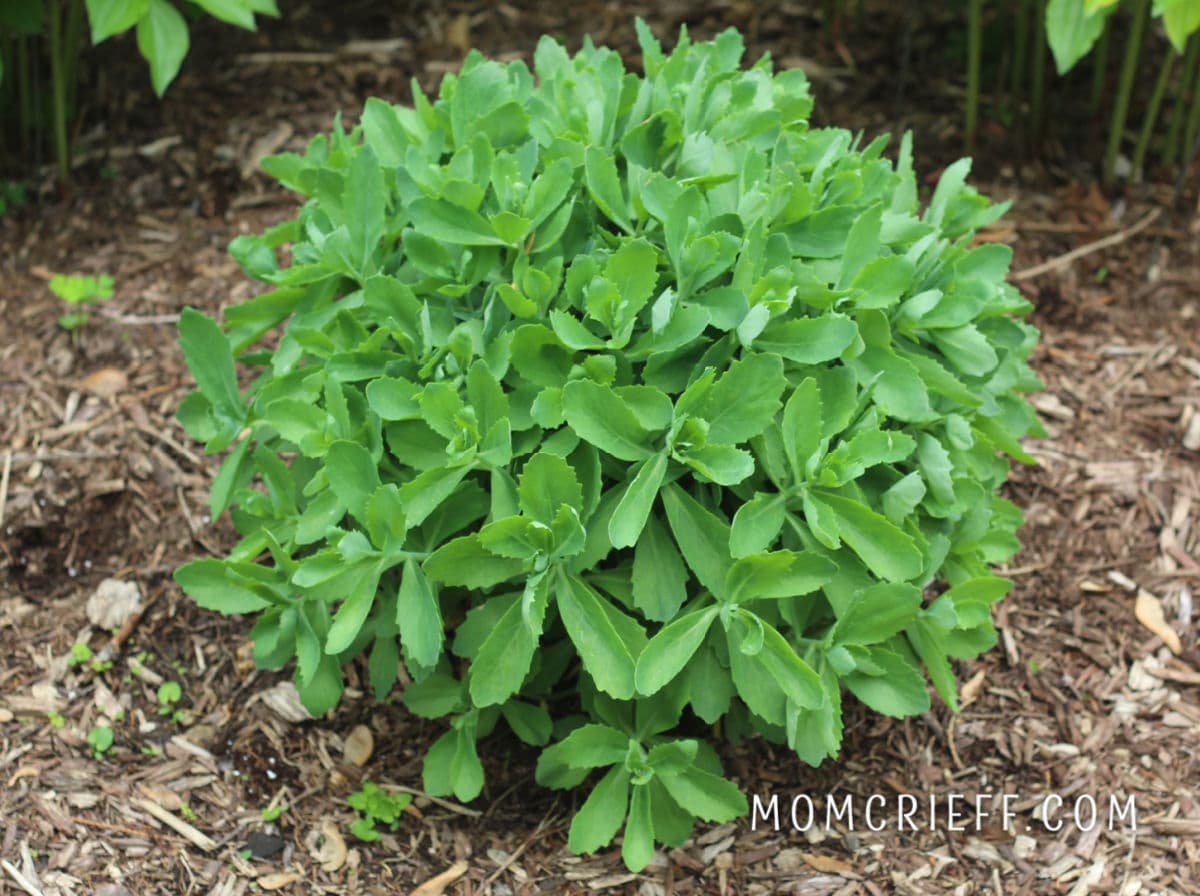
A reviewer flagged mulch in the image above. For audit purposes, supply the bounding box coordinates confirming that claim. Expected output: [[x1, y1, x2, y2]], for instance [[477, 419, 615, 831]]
[[2, 2, 1199, 894]]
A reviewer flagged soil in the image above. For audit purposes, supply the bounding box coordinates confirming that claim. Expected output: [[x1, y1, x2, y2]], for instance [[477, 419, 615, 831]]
[[2, 2, 1199, 894]]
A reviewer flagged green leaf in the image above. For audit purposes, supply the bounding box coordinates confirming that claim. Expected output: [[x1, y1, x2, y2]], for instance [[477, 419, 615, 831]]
[[730, 493, 786, 558], [396, 560, 443, 669], [844, 648, 931, 717], [756, 616, 823, 709], [178, 308, 243, 434], [407, 197, 509, 246], [87, 0, 150, 42], [635, 606, 719, 695], [631, 513, 689, 621], [562, 381, 655, 462], [751, 316, 857, 364], [814, 491, 924, 582], [609, 453, 668, 548], [699, 352, 786, 444], [501, 701, 552, 746], [519, 452, 583, 523], [326, 565, 381, 655], [136, 0, 189, 96], [556, 574, 638, 699], [469, 595, 539, 706], [425, 535, 525, 588], [325, 441, 381, 522], [553, 723, 630, 768], [585, 145, 632, 232], [622, 784, 656, 872], [661, 485, 732, 597], [604, 240, 660, 318], [174, 559, 270, 614], [1046, 0, 1110, 74], [725, 550, 836, 602], [658, 765, 748, 822], [781, 377, 823, 483], [568, 766, 631, 854], [832, 583, 923, 645]]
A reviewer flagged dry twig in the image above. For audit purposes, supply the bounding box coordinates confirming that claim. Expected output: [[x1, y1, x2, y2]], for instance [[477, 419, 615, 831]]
[[1012, 208, 1161, 280]]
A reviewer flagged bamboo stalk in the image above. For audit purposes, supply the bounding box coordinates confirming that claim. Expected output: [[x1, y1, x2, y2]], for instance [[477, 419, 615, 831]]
[[1103, 0, 1150, 189], [48, 0, 70, 181], [1131, 47, 1175, 181], [1184, 55, 1200, 161], [966, 0, 983, 153], [1030, 0, 1048, 145], [1089, 27, 1111, 118], [1163, 34, 1199, 167]]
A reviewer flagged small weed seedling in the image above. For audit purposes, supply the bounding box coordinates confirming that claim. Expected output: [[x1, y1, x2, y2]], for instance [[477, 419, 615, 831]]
[[157, 681, 185, 723], [50, 273, 114, 331], [86, 725, 114, 758], [67, 642, 92, 667], [261, 803, 288, 822], [347, 783, 411, 842], [47, 711, 65, 729]]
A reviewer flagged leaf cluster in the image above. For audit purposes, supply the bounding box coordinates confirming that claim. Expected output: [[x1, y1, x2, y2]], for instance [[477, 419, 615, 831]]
[[175, 22, 1041, 870]]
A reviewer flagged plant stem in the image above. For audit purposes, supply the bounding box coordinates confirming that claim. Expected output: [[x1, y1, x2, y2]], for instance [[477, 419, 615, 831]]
[[1131, 48, 1175, 182], [1011, 0, 1028, 105], [1030, 0, 1047, 146], [1184, 56, 1200, 162], [63, 0, 85, 127], [47, 0, 70, 182], [966, 0, 983, 153], [1163, 34, 1199, 167], [1103, 0, 1150, 189], [17, 35, 33, 157], [1089, 27, 1110, 118]]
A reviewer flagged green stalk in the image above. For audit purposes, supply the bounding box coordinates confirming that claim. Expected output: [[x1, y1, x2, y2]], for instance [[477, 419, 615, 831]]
[[62, 0, 85, 127], [1103, 0, 1150, 189], [1131, 49, 1174, 182], [1030, 0, 1048, 144], [1184, 55, 1200, 161], [1089, 27, 1110, 118], [1011, 0, 1028, 107], [966, 0, 983, 153], [1163, 34, 1199, 167], [17, 35, 33, 156], [48, 0, 70, 181]]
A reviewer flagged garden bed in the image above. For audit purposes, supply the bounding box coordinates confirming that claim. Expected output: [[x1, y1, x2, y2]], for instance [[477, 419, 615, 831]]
[[2, 2, 1199, 893]]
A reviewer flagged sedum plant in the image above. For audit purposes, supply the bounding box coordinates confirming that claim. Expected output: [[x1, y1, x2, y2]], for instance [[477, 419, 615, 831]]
[[175, 22, 1042, 869]]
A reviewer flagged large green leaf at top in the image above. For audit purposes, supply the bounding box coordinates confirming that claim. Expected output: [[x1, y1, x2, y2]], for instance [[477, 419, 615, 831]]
[[137, 0, 190, 96], [87, 0, 150, 42], [1046, 0, 1112, 74]]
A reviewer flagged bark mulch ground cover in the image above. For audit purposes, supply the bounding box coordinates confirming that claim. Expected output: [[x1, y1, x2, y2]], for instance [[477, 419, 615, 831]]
[[2, 2, 1199, 894]]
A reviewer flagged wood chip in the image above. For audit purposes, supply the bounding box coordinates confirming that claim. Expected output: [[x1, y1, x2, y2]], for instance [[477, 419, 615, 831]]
[[80, 367, 128, 398], [342, 724, 373, 766], [258, 872, 303, 890], [314, 819, 346, 873], [411, 860, 469, 896], [1134, 589, 1183, 654], [132, 798, 217, 851]]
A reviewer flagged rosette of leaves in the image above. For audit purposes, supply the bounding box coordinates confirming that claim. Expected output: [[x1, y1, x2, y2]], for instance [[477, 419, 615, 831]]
[[175, 21, 1042, 869]]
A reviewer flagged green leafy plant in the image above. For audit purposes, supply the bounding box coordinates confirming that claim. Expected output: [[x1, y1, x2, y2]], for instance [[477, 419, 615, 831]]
[[175, 23, 1042, 870], [261, 802, 288, 822], [86, 724, 113, 757], [47, 710, 65, 729], [67, 641, 93, 666], [1, 0, 278, 179], [49, 272, 113, 330], [156, 680, 184, 722], [347, 783, 411, 841]]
